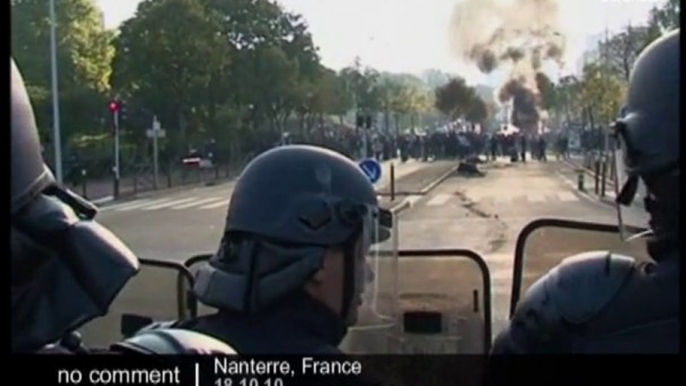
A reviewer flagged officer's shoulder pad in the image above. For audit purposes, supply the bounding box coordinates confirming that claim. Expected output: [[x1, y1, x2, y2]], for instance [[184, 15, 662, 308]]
[[538, 251, 636, 324], [112, 328, 238, 355]]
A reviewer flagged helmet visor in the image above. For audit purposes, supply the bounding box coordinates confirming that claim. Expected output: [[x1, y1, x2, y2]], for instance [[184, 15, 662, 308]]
[[341, 205, 398, 353]]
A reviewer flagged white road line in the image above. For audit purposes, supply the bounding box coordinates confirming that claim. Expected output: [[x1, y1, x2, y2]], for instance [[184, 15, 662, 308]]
[[406, 195, 423, 207], [172, 197, 224, 209], [426, 193, 452, 206], [557, 192, 578, 202], [200, 199, 231, 209], [527, 193, 547, 202], [144, 197, 198, 210], [117, 198, 174, 211], [100, 199, 151, 212]]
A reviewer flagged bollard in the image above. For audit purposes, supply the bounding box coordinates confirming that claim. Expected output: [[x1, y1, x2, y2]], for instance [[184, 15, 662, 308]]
[[81, 169, 87, 198], [113, 177, 119, 199], [390, 163, 395, 201], [594, 161, 600, 195], [601, 161, 607, 197], [577, 169, 585, 191]]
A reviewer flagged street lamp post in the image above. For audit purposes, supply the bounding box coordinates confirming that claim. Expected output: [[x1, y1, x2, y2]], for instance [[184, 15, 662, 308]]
[[49, 0, 63, 182]]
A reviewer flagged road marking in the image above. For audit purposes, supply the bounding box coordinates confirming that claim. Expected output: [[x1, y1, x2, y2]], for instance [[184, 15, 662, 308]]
[[144, 197, 198, 210], [99, 199, 150, 212], [172, 197, 223, 209], [200, 199, 231, 209], [557, 192, 578, 202], [117, 198, 174, 211], [406, 195, 423, 207], [527, 193, 547, 202], [426, 193, 452, 206]]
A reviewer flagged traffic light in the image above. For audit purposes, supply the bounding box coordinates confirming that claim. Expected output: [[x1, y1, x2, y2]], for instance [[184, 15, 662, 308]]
[[109, 99, 120, 113], [119, 100, 128, 121], [365, 115, 372, 129]]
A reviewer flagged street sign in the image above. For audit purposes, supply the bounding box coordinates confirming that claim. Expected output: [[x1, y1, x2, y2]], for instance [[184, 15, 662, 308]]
[[146, 129, 166, 138], [359, 158, 382, 184]]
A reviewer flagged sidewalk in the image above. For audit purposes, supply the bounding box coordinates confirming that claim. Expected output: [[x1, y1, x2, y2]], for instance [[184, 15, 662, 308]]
[[560, 154, 647, 210], [67, 165, 241, 205], [375, 159, 423, 191], [376, 160, 460, 211]]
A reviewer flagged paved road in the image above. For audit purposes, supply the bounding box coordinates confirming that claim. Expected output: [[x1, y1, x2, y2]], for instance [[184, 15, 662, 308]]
[[80, 156, 650, 352], [93, 159, 455, 262], [363, 157, 650, 352]]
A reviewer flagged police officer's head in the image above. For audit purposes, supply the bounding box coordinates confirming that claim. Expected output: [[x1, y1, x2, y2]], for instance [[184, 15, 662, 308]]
[[194, 145, 392, 326], [11, 58, 139, 352], [613, 29, 679, 241]]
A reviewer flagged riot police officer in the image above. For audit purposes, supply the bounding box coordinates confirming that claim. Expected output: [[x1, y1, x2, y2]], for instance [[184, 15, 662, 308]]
[[491, 29, 679, 354], [164, 145, 392, 354], [10, 58, 236, 355]]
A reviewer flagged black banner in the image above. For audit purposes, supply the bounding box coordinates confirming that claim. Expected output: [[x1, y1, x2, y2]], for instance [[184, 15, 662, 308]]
[[8, 354, 679, 386]]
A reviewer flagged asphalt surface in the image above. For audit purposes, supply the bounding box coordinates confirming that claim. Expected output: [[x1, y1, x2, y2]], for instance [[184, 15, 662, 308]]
[[366, 157, 649, 351], [79, 155, 650, 352]]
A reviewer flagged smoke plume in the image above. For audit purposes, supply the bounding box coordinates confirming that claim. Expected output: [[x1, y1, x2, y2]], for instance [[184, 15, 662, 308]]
[[449, 0, 566, 132]]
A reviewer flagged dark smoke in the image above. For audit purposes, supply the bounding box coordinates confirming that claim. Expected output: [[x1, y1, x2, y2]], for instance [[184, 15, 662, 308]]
[[502, 47, 525, 62], [449, 0, 567, 133], [471, 46, 498, 72], [498, 78, 540, 130]]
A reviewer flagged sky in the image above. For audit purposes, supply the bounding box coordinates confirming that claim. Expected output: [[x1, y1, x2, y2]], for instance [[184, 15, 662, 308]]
[[95, 0, 666, 86]]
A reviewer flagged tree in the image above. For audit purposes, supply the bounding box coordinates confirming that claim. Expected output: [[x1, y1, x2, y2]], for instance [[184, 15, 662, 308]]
[[578, 62, 626, 129], [201, 0, 321, 141], [434, 77, 476, 120], [599, 24, 655, 82], [557, 75, 584, 125], [535, 72, 557, 111], [12, 0, 114, 143], [465, 96, 488, 126], [111, 0, 227, 152], [340, 58, 383, 114], [648, 0, 680, 34], [330, 73, 354, 124]]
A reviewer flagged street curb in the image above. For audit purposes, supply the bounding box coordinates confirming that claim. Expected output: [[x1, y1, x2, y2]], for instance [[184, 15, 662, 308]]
[[94, 176, 236, 207], [418, 163, 461, 195], [388, 162, 461, 214], [91, 196, 114, 205], [561, 158, 645, 210], [561, 158, 617, 189]]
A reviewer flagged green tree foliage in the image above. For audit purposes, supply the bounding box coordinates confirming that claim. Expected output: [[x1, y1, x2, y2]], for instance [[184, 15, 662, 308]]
[[648, 0, 680, 33], [111, 0, 226, 150], [11, 0, 114, 142], [578, 62, 626, 128], [434, 77, 491, 126]]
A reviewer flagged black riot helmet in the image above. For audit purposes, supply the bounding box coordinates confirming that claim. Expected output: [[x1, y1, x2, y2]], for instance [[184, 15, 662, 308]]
[[612, 29, 680, 242], [194, 145, 392, 322], [11, 58, 139, 352]]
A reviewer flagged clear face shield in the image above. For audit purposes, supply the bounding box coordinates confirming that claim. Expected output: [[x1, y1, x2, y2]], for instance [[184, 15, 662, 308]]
[[611, 121, 652, 241], [340, 204, 399, 353]]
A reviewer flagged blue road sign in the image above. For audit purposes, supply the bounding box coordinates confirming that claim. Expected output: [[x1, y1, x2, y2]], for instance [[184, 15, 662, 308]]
[[359, 158, 382, 184]]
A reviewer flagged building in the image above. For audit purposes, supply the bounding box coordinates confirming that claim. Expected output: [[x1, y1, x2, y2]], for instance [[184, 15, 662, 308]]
[[575, 32, 605, 74]]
